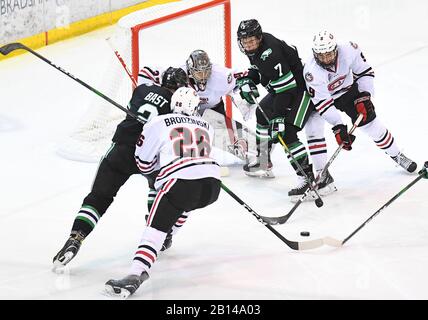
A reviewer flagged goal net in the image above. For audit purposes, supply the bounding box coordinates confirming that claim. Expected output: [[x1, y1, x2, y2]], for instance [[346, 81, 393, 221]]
[[57, 0, 232, 163]]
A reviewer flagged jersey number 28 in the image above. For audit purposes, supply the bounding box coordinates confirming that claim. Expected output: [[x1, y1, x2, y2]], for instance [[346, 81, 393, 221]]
[[170, 127, 211, 157]]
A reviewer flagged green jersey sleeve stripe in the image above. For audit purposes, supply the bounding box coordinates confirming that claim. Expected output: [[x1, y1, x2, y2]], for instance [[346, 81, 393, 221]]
[[269, 71, 294, 86], [274, 81, 297, 93]]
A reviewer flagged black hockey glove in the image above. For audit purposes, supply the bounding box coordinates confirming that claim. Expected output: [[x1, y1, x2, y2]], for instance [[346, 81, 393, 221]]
[[332, 124, 355, 151], [354, 91, 375, 123], [235, 78, 259, 104], [269, 117, 286, 143]]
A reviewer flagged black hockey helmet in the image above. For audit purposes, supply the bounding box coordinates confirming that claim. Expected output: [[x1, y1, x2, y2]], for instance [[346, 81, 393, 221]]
[[237, 19, 263, 57], [186, 49, 212, 91], [161, 67, 188, 90]]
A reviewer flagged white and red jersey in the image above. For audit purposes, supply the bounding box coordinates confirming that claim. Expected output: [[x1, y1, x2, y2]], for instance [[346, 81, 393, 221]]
[[138, 64, 238, 112], [137, 66, 164, 86], [183, 64, 237, 112], [135, 113, 220, 190], [303, 41, 375, 126]]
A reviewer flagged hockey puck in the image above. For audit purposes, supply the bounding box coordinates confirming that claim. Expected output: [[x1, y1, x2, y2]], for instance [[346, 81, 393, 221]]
[[300, 231, 310, 237]]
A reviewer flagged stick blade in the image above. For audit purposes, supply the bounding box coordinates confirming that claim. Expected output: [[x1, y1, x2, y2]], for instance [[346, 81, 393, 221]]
[[0, 43, 26, 56], [296, 238, 324, 250], [323, 236, 343, 248], [260, 216, 282, 225]]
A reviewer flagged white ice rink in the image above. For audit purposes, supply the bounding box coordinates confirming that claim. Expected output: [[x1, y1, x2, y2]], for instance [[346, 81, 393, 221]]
[[1, 0, 428, 300]]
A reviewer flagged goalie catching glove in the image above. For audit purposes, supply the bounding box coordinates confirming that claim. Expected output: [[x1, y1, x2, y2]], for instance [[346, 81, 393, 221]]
[[269, 117, 286, 143], [332, 124, 355, 150], [235, 77, 259, 104]]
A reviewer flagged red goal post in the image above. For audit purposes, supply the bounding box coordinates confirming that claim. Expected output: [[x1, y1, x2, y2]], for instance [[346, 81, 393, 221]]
[[57, 0, 233, 163], [130, 0, 232, 118]]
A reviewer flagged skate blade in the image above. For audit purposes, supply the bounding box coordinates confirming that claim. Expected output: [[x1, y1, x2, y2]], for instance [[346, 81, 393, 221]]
[[288, 191, 317, 203], [104, 284, 131, 299], [52, 252, 74, 273], [318, 183, 338, 196], [52, 261, 67, 273], [244, 170, 275, 179]]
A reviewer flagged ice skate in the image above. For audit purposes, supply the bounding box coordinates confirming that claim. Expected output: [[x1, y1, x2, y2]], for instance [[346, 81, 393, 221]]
[[288, 165, 316, 202], [243, 152, 274, 178], [161, 232, 173, 252], [317, 170, 337, 196], [52, 231, 85, 271], [391, 152, 417, 173], [105, 272, 149, 299]]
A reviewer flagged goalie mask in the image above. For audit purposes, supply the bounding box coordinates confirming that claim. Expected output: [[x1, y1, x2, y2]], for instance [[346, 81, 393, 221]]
[[237, 19, 263, 57], [171, 87, 201, 116], [186, 50, 212, 91], [312, 31, 338, 70]]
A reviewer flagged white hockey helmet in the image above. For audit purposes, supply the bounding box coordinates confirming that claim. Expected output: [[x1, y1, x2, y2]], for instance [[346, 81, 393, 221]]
[[171, 87, 201, 116], [312, 31, 338, 69]]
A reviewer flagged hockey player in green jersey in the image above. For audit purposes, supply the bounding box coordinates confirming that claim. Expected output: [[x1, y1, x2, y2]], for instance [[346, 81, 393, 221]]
[[235, 19, 335, 199]]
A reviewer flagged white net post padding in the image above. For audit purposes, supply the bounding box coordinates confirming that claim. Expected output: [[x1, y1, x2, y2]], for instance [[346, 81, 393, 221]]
[[57, 0, 231, 163]]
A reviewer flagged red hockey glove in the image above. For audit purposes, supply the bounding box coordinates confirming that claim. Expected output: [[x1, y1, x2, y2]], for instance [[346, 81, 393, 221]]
[[332, 124, 356, 151], [354, 91, 374, 123]]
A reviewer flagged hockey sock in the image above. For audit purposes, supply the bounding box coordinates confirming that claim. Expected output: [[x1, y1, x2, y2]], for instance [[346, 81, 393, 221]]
[[130, 226, 166, 276], [147, 188, 157, 212], [170, 212, 190, 236], [307, 137, 327, 172], [71, 204, 101, 236], [256, 124, 270, 146], [286, 141, 310, 173], [359, 118, 400, 157]]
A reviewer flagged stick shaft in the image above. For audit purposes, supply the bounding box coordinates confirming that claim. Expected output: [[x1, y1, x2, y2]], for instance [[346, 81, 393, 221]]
[[250, 93, 323, 202], [260, 114, 364, 225], [2, 43, 144, 125], [220, 183, 300, 250], [342, 173, 425, 244]]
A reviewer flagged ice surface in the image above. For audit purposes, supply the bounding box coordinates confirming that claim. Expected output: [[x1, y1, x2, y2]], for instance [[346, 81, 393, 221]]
[[0, 0, 427, 299]]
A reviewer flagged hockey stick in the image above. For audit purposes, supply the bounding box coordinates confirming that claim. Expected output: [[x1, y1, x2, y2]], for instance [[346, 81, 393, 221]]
[[253, 162, 428, 250], [110, 47, 137, 87], [261, 113, 364, 225], [339, 162, 428, 246], [250, 93, 323, 207], [319, 162, 428, 248], [220, 183, 325, 250], [0, 42, 145, 126]]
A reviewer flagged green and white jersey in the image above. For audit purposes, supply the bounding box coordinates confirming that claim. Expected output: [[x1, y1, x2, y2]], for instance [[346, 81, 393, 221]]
[[246, 32, 306, 95]]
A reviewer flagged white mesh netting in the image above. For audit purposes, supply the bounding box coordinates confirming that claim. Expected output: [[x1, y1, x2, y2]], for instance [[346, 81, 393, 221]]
[[57, 0, 229, 162]]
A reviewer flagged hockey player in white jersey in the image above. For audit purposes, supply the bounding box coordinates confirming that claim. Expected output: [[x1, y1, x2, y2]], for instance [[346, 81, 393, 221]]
[[52, 67, 188, 271], [185, 49, 242, 115], [304, 31, 417, 173], [138, 50, 254, 160], [138, 50, 240, 117], [105, 87, 221, 298]]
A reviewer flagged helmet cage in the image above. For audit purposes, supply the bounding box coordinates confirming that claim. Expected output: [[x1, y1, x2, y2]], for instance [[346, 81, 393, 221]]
[[186, 50, 212, 91]]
